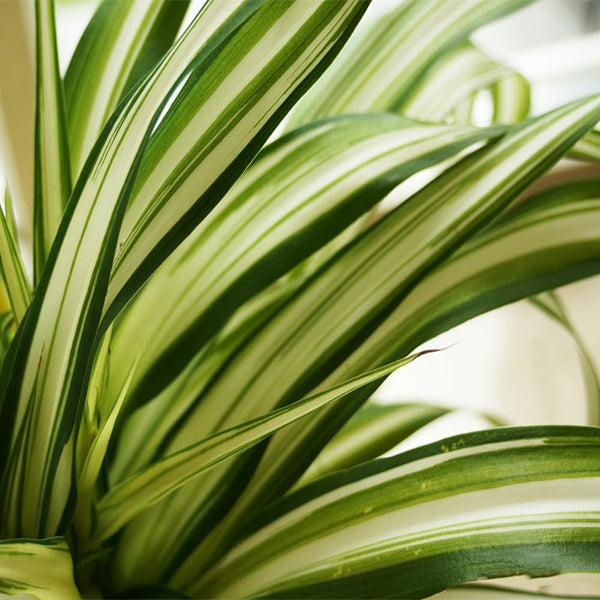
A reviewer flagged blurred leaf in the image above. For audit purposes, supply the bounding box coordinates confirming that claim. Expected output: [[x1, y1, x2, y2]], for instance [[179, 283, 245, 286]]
[[93, 351, 426, 544], [64, 0, 190, 178]]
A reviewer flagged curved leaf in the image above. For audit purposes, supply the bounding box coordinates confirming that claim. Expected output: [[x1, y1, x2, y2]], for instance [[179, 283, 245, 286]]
[[401, 41, 528, 124], [235, 102, 600, 518], [93, 352, 428, 544], [286, 0, 531, 128], [272, 179, 600, 512], [0, 538, 81, 600], [106, 115, 502, 416], [33, 0, 71, 281], [110, 276, 302, 483], [64, 0, 190, 178], [123, 96, 600, 586], [0, 0, 367, 539], [192, 427, 600, 599], [298, 402, 449, 485], [104, 0, 369, 316]]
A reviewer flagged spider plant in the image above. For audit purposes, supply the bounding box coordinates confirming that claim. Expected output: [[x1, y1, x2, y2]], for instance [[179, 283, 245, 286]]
[[1, 0, 600, 598]]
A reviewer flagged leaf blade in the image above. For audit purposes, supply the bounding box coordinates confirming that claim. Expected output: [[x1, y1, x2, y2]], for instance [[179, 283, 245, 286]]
[[93, 352, 427, 544], [33, 0, 71, 281], [0, 0, 371, 540], [192, 427, 600, 599], [107, 115, 503, 420], [286, 0, 531, 127], [298, 402, 449, 485]]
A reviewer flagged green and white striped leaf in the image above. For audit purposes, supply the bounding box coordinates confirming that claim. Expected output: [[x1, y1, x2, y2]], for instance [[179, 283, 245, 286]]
[[119, 96, 600, 586], [104, 0, 368, 316], [106, 115, 502, 416], [0, 201, 31, 322], [232, 99, 600, 518], [490, 72, 531, 124], [191, 426, 600, 599], [374, 178, 600, 364], [432, 584, 600, 599], [531, 290, 600, 426], [0, 2, 206, 538], [288, 178, 600, 460], [64, 0, 190, 178], [400, 41, 527, 124], [0, 0, 367, 539], [107, 35, 528, 428], [33, 0, 71, 282], [285, 0, 531, 128], [285, 179, 600, 485], [441, 67, 530, 127], [110, 276, 300, 483], [0, 538, 81, 600], [571, 129, 600, 162], [282, 19, 530, 297], [209, 96, 600, 510], [297, 402, 449, 486], [0, 311, 14, 368], [93, 352, 427, 544], [284, 0, 531, 135]]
